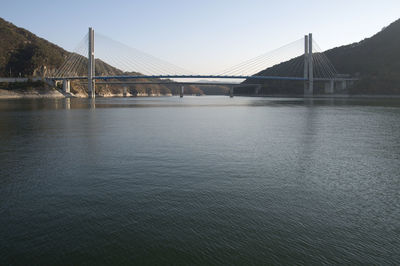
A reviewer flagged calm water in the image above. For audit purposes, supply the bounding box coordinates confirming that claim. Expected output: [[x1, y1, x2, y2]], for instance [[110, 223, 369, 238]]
[[0, 96, 399, 265]]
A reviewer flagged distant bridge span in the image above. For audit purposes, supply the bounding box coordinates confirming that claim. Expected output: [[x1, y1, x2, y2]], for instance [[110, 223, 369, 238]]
[[1, 28, 357, 97], [50, 75, 307, 81], [52, 29, 356, 97]]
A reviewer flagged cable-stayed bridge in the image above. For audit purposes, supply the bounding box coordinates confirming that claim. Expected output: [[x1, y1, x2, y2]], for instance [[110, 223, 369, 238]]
[[48, 28, 356, 98]]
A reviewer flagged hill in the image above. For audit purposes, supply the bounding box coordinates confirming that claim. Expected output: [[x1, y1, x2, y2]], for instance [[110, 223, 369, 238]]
[[0, 17, 206, 96], [0, 17, 67, 77], [242, 18, 400, 95], [325, 18, 400, 94]]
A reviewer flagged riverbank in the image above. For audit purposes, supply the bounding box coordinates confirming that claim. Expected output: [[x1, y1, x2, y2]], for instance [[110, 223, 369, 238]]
[[2, 88, 400, 99], [0, 88, 65, 99], [0, 88, 174, 99]]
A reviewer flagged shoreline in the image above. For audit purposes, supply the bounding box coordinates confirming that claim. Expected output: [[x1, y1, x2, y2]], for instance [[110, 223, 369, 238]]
[[0, 88, 173, 99], [0, 88, 65, 99], [1, 88, 400, 100]]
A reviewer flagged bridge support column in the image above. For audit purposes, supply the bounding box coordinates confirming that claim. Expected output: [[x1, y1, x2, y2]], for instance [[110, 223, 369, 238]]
[[255, 84, 261, 95], [123, 86, 128, 97], [324, 80, 334, 94], [180, 85, 184, 98], [90, 99, 96, 109], [88, 27, 95, 98], [306, 33, 313, 97], [63, 80, 70, 93], [230, 86, 234, 98], [304, 35, 309, 95]]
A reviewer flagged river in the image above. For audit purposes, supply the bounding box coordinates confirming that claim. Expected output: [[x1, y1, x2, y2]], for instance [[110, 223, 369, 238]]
[[0, 96, 399, 264]]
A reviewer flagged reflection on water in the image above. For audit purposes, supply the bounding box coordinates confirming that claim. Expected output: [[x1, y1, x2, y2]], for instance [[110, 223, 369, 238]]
[[0, 96, 399, 265], [64, 98, 70, 109]]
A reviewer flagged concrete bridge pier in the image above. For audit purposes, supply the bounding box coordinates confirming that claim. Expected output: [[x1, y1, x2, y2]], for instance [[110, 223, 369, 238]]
[[63, 80, 70, 93], [230, 86, 234, 97], [324, 80, 334, 94], [123, 86, 128, 97], [90, 99, 96, 109], [180, 85, 184, 98]]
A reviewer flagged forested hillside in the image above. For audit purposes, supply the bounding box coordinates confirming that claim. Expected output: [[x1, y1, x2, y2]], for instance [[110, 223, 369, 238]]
[[242, 18, 400, 95], [0, 17, 205, 96], [326, 18, 400, 94]]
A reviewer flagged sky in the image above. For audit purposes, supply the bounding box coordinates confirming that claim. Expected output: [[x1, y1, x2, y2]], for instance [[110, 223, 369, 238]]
[[1, 0, 400, 73]]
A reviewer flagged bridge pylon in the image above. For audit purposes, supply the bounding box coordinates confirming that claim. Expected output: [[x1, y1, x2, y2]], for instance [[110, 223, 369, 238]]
[[88, 27, 95, 98], [308, 33, 313, 96], [304, 33, 314, 97], [304, 35, 309, 94]]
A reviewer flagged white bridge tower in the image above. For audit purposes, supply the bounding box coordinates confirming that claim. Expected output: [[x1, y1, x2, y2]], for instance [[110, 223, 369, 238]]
[[304, 33, 313, 96], [88, 27, 95, 98]]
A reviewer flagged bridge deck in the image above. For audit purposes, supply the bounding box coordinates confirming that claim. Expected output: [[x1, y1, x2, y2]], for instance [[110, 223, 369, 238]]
[[49, 75, 306, 81], [48, 75, 357, 82], [94, 81, 243, 86]]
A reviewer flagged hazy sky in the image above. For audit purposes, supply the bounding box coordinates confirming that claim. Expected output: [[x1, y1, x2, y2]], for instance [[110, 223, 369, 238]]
[[1, 0, 399, 73]]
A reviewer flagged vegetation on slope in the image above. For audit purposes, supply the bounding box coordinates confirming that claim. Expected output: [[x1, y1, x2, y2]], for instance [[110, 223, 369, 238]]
[[242, 18, 400, 95], [326, 18, 400, 94], [0, 17, 208, 96], [0, 17, 67, 77]]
